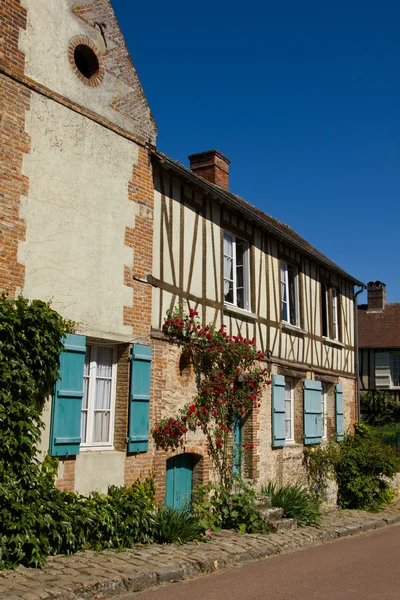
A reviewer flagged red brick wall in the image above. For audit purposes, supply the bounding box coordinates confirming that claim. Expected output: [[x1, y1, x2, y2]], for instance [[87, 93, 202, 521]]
[[0, 1, 29, 295]]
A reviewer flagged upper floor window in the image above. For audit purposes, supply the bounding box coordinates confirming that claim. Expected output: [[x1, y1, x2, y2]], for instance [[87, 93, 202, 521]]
[[321, 283, 340, 341], [81, 344, 117, 448], [391, 354, 400, 387], [332, 287, 339, 340], [281, 262, 299, 326], [223, 232, 250, 310]]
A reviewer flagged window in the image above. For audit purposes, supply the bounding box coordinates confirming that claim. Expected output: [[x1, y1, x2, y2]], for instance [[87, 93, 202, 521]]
[[321, 283, 340, 341], [281, 262, 299, 326], [81, 345, 117, 447], [284, 378, 294, 443], [321, 383, 328, 439], [391, 354, 400, 387], [321, 283, 328, 337], [332, 287, 339, 340], [224, 232, 250, 310]]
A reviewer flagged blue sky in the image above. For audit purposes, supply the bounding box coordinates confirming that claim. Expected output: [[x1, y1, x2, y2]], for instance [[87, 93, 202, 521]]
[[112, 0, 399, 304]]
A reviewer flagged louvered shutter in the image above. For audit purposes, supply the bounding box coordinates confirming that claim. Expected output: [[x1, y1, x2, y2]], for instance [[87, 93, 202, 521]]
[[335, 384, 344, 441], [304, 379, 322, 445], [49, 334, 86, 457], [272, 374, 286, 447], [232, 415, 242, 475], [128, 344, 152, 453], [375, 352, 391, 389]]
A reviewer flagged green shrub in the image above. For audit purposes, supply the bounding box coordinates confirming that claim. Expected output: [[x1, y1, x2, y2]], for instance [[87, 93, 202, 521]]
[[360, 391, 400, 426], [192, 479, 267, 534], [336, 430, 400, 511], [262, 482, 321, 526], [303, 441, 339, 504], [153, 505, 205, 544], [85, 479, 156, 550]]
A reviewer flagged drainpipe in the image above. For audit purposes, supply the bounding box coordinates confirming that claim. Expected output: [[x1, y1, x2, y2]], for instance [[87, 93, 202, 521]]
[[354, 285, 366, 422]]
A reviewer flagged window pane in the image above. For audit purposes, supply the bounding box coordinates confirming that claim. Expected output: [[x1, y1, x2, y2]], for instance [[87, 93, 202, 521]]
[[321, 284, 328, 337], [93, 411, 110, 443], [392, 356, 400, 387], [284, 380, 293, 439], [224, 255, 233, 281], [288, 265, 297, 325], [225, 281, 234, 304], [224, 233, 233, 258], [96, 347, 113, 377], [95, 378, 111, 409], [81, 347, 91, 443]]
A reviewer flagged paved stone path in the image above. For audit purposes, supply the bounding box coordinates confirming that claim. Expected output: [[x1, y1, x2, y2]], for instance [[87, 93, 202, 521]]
[[1, 506, 400, 600]]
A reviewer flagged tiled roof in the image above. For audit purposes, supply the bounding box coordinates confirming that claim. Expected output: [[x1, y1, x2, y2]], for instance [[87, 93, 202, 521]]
[[358, 303, 400, 348], [153, 150, 364, 286]]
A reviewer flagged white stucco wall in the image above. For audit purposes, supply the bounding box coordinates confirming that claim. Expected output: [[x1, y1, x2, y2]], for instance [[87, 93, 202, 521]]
[[75, 451, 125, 495], [19, 92, 138, 340], [19, 0, 142, 135]]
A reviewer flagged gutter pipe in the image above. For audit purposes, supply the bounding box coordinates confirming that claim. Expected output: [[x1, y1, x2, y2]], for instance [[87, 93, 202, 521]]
[[354, 285, 366, 422]]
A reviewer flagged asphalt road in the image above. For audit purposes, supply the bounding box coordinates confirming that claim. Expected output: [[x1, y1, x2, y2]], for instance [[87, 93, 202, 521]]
[[119, 524, 400, 600]]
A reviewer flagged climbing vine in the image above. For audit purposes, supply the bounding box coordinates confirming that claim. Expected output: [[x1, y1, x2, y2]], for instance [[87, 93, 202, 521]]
[[153, 308, 271, 488]]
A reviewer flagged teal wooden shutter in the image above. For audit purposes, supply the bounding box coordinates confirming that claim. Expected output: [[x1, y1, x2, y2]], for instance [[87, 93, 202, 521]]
[[128, 344, 152, 453], [272, 374, 286, 447], [304, 379, 322, 445], [49, 333, 86, 457], [232, 415, 242, 475], [335, 384, 344, 441]]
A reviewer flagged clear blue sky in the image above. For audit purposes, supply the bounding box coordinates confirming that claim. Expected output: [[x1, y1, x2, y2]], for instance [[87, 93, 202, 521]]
[[112, 0, 399, 304]]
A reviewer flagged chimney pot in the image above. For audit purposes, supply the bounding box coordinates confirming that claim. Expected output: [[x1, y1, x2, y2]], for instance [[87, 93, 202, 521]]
[[367, 280, 386, 312], [188, 150, 230, 190]]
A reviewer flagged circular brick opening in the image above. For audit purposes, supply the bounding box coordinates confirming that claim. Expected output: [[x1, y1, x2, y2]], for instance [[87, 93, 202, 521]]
[[74, 44, 99, 79]]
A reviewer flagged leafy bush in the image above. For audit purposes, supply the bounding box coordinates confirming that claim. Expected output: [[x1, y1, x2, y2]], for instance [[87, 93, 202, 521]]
[[261, 482, 321, 526], [85, 479, 156, 550], [335, 429, 400, 511], [303, 440, 339, 503], [153, 505, 205, 544], [192, 479, 267, 533], [361, 391, 400, 426]]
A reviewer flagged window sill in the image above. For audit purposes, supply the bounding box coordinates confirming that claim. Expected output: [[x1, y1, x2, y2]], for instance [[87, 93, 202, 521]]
[[223, 303, 258, 320], [322, 336, 344, 349], [284, 441, 302, 448], [80, 445, 115, 452], [281, 322, 306, 335]]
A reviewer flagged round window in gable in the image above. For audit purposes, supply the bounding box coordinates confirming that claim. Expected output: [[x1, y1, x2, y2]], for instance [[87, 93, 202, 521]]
[[74, 44, 99, 79]]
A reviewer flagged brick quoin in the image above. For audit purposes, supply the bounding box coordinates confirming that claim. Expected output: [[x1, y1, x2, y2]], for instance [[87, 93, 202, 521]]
[[0, 1, 29, 296]]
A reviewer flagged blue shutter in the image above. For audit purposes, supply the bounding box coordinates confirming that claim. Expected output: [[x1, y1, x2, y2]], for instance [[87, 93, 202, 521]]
[[335, 384, 344, 441], [232, 415, 242, 475], [304, 379, 322, 445], [128, 344, 152, 453], [272, 374, 286, 447], [49, 333, 86, 457]]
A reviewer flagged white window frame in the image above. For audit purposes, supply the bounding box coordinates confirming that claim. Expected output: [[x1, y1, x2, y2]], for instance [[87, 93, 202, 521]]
[[332, 287, 339, 341], [391, 353, 400, 388], [81, 344, 117, 450], [281, 262, 300, 327], [223, 231, 250, 311], [321, 383, 328, 440], [284, 378, 295, 443]]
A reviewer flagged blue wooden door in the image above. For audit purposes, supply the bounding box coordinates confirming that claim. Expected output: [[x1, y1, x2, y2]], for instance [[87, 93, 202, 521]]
[[165, 454, 193, 509], [232, 415, 242, 475]]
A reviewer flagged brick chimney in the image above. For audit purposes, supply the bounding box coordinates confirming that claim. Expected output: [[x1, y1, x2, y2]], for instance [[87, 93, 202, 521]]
[[367, 281, 386, 311], [188, 150, 230, 190]]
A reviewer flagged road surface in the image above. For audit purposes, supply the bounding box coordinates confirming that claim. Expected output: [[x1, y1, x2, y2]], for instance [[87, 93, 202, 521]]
[[118, 524, 400, 600]]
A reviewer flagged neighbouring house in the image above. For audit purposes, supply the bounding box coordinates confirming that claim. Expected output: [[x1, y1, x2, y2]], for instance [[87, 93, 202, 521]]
[[1, 0, 364, 508], [359, 282, 400, 408]]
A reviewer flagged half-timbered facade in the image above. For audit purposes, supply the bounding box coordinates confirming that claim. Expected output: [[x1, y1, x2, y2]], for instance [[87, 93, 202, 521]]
[[150, 150, 364, 495]]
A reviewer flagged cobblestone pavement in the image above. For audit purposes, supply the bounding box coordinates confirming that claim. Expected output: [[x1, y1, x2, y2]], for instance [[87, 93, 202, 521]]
[[2, 506, 400, 600]]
